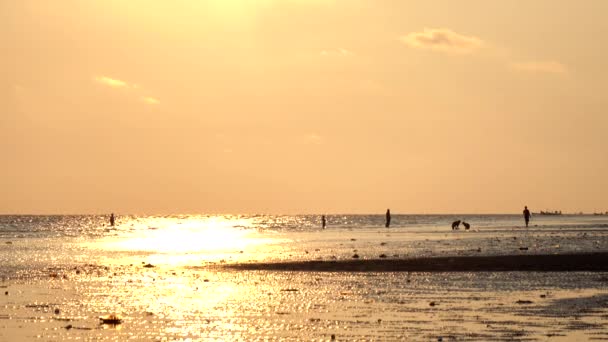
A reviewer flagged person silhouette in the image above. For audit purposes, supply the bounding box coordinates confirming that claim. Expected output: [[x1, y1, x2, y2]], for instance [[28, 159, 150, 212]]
[[523, 206, 531, 227], [321, 215, 326, 229], [110, 213, 115, 227], [385, 209, 391, 228]]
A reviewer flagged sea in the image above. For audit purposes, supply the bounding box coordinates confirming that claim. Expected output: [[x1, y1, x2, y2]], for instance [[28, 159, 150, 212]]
[[1, 214, 608, 340]]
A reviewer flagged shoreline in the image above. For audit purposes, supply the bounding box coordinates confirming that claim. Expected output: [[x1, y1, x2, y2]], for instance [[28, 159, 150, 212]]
[[224, 252, 608, 272]]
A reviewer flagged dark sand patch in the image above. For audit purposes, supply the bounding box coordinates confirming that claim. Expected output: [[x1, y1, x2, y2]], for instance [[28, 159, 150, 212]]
[[224, 252, 608, 272]]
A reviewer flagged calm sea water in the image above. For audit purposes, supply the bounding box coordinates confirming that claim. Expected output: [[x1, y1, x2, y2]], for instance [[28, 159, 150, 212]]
[[2, 213, 607, 238], [1, 214, 608, 279]]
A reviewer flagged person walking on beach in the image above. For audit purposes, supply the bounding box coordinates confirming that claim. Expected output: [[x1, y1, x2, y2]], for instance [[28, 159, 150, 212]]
[[523, 206, 531, 228], [321, 215, 326, 229], [110, 213, 115, 227], [385, 209, 391, 228]]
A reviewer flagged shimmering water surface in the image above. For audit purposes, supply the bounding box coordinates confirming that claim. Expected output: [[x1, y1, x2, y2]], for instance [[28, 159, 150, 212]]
[[1, 214, 608, 341]]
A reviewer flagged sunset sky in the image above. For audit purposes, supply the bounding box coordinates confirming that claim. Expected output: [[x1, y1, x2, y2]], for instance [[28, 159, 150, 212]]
[[2, 0, 607, 214]]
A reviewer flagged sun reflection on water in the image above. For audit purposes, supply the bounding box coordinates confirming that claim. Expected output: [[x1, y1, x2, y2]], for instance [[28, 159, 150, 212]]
[[90, 215, 285, 265]]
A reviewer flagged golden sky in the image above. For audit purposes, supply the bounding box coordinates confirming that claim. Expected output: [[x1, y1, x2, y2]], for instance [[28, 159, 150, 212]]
[[2, 0, 607, 214]]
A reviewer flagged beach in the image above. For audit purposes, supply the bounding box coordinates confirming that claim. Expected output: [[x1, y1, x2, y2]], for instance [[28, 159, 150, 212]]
[[1, 214, 608, 341], [5, 0, 608, 339], [5, 1, 608, 339]]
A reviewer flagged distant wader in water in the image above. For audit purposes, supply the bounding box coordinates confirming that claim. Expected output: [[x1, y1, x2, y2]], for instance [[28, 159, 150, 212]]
[[385, 209, 391, 228], [523, 206, 531, 227], [110, 213, 115, 227], [321, 215, 326, 229]]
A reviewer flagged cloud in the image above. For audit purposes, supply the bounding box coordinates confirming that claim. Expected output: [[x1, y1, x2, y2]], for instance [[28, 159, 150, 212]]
[[303, 134, 324, 145], [400, 28, 483, 54], [93, 76, 130, 88], [510, 61, 568, 74], [320, 48, 354, 57], [140, 96, 160, 105], [12, 84, 26, 97], [93, 75, 161, 105], [356, 80, 389, 95]]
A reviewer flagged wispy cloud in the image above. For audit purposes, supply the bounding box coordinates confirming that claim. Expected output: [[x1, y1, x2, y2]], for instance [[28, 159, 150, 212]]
[[140, 96, 160, 105], [13, 84, 25, 93], [320, 48, 354, 57], [356, 80, 389, 95], [510, 61, 568, 74], [93, 75, 161, 105], [93, 76, 130, 88], [303, 134, 324, 145], [400, 28, 483, 54]]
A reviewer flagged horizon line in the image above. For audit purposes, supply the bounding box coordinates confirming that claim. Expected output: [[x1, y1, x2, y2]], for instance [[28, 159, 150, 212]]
[[0, 211, 599, 216]]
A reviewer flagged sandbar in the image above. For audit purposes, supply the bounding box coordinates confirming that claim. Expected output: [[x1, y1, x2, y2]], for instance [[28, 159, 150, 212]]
[[225, 252, 608, 272]]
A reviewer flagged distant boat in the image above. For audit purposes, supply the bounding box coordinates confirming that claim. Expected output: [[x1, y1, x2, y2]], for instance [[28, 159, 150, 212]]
[[538, 210, 562, 215]]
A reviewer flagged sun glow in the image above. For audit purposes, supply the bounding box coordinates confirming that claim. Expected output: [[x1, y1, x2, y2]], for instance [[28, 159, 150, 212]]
[[205, 0, 258, 21], [114, 216, 260, 253], [88, 216, 287, 267], [119, 226, 248, 253]]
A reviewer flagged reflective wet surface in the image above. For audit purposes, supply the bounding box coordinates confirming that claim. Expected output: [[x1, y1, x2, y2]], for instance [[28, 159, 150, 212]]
[[1, 215, 608, 340]]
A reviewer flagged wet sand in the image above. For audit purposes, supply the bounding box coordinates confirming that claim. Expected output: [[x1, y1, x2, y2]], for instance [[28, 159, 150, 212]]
[[3, 260, 608, 341], [226, 252, 608, 272]]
